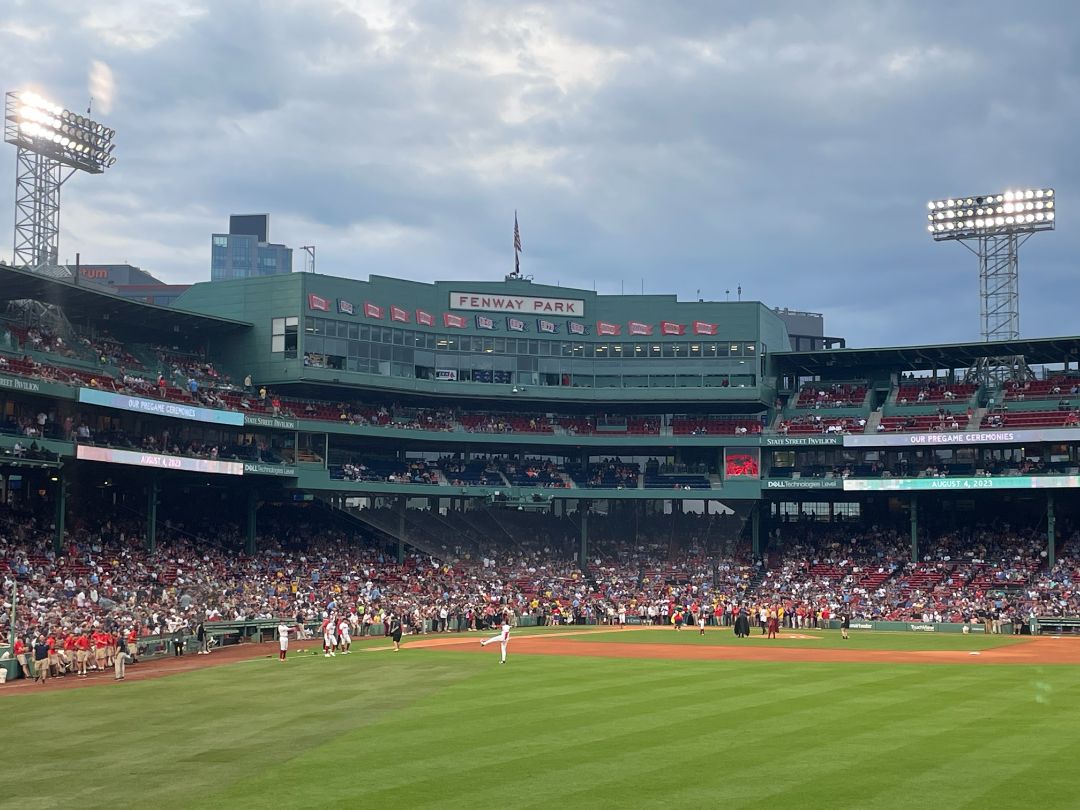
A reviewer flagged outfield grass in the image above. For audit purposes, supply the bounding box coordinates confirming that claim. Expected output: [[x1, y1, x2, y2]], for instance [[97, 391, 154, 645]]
[[580, 627, 1033, 650], [2, 634, 1078, 809]]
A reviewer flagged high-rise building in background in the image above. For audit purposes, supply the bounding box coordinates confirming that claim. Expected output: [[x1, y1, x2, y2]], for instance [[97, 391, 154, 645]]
[[210, 214, 292, 281], [61, 262, 191, 306]]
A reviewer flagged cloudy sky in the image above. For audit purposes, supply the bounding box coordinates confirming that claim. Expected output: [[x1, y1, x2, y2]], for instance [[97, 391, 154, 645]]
[[2, 0, 1078, 346]]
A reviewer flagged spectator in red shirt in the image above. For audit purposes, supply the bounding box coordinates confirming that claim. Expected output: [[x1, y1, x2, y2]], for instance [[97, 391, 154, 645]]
[[13, 636, 31, 680]]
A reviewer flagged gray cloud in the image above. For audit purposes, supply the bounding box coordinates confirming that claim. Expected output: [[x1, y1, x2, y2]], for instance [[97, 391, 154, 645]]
[[0, 0, 1077, 346]]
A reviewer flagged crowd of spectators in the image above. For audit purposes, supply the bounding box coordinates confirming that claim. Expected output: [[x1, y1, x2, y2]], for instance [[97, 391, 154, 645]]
[[793, 383, 867, 409], [4, 503, 1080, 673]]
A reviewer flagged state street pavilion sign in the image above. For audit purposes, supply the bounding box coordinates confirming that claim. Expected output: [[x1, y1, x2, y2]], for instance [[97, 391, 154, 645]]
[[449, 291, 585, 316]]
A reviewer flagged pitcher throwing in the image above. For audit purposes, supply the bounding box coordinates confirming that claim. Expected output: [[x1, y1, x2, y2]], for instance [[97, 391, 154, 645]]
[[480, 617, 511, 664]]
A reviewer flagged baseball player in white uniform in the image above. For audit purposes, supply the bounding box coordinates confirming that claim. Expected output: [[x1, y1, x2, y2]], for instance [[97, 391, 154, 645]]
[[277, 622, 290, 661], [322, 616, 338, 657], [338, 617, 351, 654], [480, 618, 511, 664]]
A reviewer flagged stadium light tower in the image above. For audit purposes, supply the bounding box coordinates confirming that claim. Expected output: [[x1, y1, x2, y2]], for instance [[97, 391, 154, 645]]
[[4, 89, 117, 276], [926, 188, 1055, 342]]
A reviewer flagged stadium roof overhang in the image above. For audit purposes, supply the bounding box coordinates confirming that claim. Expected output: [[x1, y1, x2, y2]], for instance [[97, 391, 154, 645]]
[[0, 264, 251, 337], [775, 336, 1080, 376]]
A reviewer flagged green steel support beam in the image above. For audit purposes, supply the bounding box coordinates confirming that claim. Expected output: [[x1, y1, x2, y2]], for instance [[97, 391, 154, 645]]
[[52, 470, 66, 555], [1047, 492, 1056, 568], [146, 477, 158, 554], [751, 503, 761, 560], [246, 488, 258, 556], [910, 495, 918, 563], [579, 503, 589, 570]]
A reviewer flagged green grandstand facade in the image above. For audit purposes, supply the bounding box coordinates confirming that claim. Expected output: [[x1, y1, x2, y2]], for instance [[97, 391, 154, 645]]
[[1, 262, 1078, 568]]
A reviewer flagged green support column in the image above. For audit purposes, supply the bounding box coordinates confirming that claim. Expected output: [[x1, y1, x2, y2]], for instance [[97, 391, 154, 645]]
[[396, 502, 405, 564], [52, 470, 66, 555], [146, 477, 158, 554], [910, 495, 918, 563], [579, 503, 589, 570], [1047, 492, 1056, 568], [246, 489, 258, 556], [751, 503, 761, 560]]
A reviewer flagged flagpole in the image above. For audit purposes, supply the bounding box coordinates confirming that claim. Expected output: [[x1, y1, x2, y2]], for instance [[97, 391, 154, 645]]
[[513, 211, 522, 278]]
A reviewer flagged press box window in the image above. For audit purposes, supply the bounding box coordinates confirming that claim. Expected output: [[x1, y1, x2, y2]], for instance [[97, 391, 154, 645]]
[[272, 316, 299, 357]]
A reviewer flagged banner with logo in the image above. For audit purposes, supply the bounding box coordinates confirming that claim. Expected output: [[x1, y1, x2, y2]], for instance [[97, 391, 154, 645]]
[[507, 317, 527, 332], [391, 305, 410, 323], [363, 302, 384, 319], [568, 321, 589, 336], [693, 321, 719, 335], [435, 369, 458, 381], [416, 309, 434, 326], [628, 321, 653, 336], [337, 299, 355, 316], [475, 315, 497, 330], [307, 294, 329, 312], [660, 321, 686, 336], [596, 321, 622, 336], [443, 313, 467, 328]]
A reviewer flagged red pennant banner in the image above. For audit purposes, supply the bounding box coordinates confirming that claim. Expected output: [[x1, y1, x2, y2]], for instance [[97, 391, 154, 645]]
[[692, 321, 718, 335], [660, 321, 686, 336]]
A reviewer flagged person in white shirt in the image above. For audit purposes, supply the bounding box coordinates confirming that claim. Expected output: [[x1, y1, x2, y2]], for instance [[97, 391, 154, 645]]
[[338, 617, 351, 654], [480, 617, 511, 664], [322, 616, 338, 657], [277, 622, 290, 661]]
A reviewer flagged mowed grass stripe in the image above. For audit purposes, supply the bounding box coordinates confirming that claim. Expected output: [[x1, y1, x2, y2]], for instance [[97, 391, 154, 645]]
[[721, 669, 1069, 809], [214, 656, 970, 808], [0, 655, 482, 810], [225, 656, 1080, 809]]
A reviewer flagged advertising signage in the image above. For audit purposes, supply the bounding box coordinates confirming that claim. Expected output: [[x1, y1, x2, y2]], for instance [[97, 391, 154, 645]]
[[79, 388, 245, 426], [449, 291, 585, 316], [842, 475, 1080, 492], [243, 462, 297, 477], [244, 414, 298, 431], [844, 428, 1080, 448], [763, 478, 844, 490], [77, 445, 244, 476], [763, 435, 844, 447]]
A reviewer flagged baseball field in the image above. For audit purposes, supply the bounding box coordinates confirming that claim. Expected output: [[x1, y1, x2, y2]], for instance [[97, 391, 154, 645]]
[[3, 626, 1078, 809]]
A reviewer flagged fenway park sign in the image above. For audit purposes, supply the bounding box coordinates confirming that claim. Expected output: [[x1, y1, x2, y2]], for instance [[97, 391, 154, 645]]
[[449, 291, 585, 316]]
